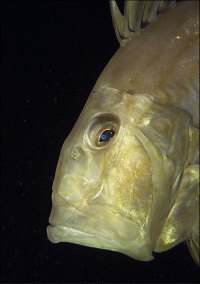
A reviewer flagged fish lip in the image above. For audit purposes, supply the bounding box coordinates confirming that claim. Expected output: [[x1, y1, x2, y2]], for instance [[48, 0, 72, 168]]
[[47, 224, 153, 261], [47, 201, 145, 250], [47, 224, 135, 249], [48, 189, 153, 260], [49, 201, 139, 239]]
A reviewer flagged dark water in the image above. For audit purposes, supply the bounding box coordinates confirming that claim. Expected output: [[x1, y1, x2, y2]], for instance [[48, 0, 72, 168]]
[[1, 1, 199, 283]]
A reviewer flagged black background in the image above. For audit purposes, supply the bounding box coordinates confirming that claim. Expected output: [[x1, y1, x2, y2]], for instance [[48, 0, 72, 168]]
[[1, 1, 199, 283]]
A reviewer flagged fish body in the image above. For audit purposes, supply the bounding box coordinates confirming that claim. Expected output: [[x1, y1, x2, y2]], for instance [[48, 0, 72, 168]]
[[47, 1, 199, 264]]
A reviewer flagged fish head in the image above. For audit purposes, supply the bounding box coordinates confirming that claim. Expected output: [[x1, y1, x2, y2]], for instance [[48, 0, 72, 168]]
[[47, 86, 190, 261]]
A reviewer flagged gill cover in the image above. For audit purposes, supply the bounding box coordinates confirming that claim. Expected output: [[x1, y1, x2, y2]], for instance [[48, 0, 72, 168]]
[[115, 93, 199, 250]]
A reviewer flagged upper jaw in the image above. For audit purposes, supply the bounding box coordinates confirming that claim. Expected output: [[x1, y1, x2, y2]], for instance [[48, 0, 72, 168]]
[[47, 197, 153, 261]]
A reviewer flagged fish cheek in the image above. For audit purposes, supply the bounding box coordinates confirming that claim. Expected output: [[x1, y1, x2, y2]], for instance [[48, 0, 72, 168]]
[[102, 130, 153, 228]]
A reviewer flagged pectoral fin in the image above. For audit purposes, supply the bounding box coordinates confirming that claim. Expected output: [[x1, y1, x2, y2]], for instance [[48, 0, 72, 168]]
[[187, 232, 199, 266], [155, 165, 199, 265]]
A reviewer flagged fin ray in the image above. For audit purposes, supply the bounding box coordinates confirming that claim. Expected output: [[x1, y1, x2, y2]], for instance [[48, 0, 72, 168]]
[[187, 233, 200, 266], [142, 1, 160, 25], [110, 0, 177, 46]]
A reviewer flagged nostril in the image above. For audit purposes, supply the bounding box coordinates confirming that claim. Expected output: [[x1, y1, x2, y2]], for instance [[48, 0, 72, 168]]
[[71, 146, 83, 160]]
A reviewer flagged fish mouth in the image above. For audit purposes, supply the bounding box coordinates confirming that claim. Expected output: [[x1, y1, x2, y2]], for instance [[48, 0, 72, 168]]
[[47, 196, 153, 261], [47, 225, 139, 255]]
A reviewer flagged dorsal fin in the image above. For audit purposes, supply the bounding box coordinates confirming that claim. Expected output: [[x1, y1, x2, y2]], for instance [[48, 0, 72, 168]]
[[110, 0, 176, 46]]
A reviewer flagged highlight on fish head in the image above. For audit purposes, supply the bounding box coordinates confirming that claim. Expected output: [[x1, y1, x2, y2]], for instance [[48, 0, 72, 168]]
[[47, 85, 193, 261]]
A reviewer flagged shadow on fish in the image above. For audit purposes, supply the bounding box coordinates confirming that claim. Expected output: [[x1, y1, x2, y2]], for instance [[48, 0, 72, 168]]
[[47, 0, 199, 265]]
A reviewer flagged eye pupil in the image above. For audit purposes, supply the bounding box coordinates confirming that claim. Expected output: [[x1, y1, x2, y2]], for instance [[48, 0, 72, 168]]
[[99, 129, 115, 143]]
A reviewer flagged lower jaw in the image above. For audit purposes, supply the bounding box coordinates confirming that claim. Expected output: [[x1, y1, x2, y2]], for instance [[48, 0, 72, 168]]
[[47, 201, 153, 261], [47, 224, 130, 250], [47, 225, 153, 261]]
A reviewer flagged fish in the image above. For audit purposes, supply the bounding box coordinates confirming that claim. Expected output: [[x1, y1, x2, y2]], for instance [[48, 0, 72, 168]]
[[47, 0, 199, 265]]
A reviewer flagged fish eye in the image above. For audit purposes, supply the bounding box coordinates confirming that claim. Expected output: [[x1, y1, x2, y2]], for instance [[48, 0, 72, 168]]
[[98, 129, 115, 143], [85, 114, 120, 149], [95, 123, 117, 147]]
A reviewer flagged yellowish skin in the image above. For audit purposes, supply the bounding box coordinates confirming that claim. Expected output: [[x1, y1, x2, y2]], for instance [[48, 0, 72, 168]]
[[47, 1, 199, 264]]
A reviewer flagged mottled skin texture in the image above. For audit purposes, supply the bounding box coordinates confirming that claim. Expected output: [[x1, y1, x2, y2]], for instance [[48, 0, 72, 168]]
[[47, 1, 199, 263], [96, 1, 199, 126]]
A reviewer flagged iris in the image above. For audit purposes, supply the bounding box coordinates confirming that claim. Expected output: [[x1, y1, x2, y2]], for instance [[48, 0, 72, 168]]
[[99, 129, 115, 143]]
